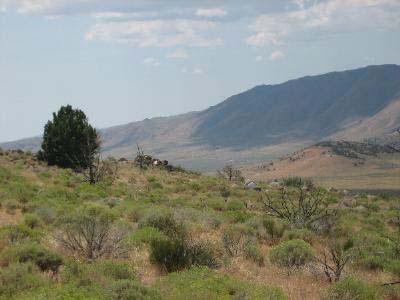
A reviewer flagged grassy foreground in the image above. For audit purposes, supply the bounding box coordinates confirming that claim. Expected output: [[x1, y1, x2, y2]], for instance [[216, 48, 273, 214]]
[[1, 149, 400, 299]]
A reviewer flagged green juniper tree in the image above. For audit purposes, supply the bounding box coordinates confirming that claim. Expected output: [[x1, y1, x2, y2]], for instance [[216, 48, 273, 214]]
[[38, 105, 99, 170]]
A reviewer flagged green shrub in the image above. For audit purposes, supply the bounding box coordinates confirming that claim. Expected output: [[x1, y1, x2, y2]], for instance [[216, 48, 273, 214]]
[[128, 227, 167, 247], [187, 240, 221, 269], [106, 279, 160, 300], [0, 224, 42, 244], [35, 207, 56, 225], [140, 209, 186, 239], [269, 239, 314, 268], [95, 260, 135, 281], [325, 277, 377, 300], [0, 262, 46, 298], [154, 267, 286, 300], [360, 255, 386, 271], [150, 237, 220, 272], [1, 243, 63, 273], [282, 229, 316, 245], [226, 199, 245, 211], [150, 238, 190, 272], [263, 217, 287, 241], [244, 244, 265, 266], [228, 210, 252, 223], [23, 213, 42, 229]]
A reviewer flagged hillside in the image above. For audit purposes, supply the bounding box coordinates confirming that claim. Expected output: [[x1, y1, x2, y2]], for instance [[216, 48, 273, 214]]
[[2, 149, 400, 299], [2, 64, 400, 171], [242, 140, 400, 192]]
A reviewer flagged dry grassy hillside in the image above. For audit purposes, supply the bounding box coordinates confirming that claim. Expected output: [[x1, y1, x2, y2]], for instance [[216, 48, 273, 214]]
[[242, 142, 400, 192]]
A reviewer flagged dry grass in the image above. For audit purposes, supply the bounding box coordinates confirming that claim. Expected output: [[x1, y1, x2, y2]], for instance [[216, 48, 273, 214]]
[[243, 146, 400, 190]]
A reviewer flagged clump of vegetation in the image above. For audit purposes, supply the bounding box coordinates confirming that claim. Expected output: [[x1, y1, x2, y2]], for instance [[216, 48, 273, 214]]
[[147, 212, 220, 272], [269, 239, 314, 269], [0, 262, 46, 298], [282, 228, 316, 245], [324, 277, 377, 300], [1, 242, 63, 273], [154, 267, 286, 300], [244, 243, 265, 266]]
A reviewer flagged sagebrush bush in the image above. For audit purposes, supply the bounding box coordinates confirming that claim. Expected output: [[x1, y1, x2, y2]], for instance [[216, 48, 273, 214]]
[[244, 244, 265, 266], [263, 217, 287, 242], [282, 228, 316, 245], [23, 213, 42, 229], [150, 237, 219, 272], [139, 209, 187, 239], [0, 224, 42, 245], [269, 239, 314, 268], [106, 279, 160, 300], [150, 238, 190, 272], [222, 225, 251, 257], [2, 243, 63, 273], [187, 240, 221, 269], [0, 262, 46, 298], [34, 207, 56, 225], [325, 277, 377, 300], [128, 227, 167, 247]]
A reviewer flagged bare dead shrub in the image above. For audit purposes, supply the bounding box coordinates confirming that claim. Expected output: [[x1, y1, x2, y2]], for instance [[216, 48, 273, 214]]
[[55, 204, 128, 260], [260, 185, 333, 229], [316, 238, 355, 282]]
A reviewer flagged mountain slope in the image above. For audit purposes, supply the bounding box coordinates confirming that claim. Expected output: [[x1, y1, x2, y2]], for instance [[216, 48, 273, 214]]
[[194, 64, 400, 147], [2, 64, 400, 171]]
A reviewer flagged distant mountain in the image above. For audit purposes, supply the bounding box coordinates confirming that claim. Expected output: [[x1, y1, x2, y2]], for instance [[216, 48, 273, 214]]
[[194, 64, 400, 147], [2, 64, 400, 171]]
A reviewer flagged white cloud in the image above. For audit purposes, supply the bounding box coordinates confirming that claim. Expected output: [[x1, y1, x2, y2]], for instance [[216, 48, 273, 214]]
[[143, 57, 160, 67], [247, 0, 400, 46], [166, 48, 188, 59], [254, 55, 263, 62], [195, 8, 227, 18], [85, 19, 223, 48], [192, 68, 204, 75], [0, 0, 73, 14], [269, 50, 285, 61]]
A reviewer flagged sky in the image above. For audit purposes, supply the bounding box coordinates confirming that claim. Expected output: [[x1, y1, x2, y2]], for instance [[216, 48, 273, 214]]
[[1, 0, 400, 143]]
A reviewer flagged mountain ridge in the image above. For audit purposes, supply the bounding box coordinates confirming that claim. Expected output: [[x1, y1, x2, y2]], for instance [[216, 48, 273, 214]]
[[2, 64, 400, 171]]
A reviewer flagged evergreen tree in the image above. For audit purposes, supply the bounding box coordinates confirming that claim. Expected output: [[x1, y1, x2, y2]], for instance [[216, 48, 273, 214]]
[[39, 105, 99, 169]]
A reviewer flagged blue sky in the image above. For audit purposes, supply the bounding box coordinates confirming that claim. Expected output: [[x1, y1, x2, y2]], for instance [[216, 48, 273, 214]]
[[1, 0, 400, 142]]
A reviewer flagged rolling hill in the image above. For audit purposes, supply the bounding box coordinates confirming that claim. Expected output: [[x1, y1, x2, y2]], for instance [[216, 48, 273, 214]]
[[242, 140, 400, 192], [2, 64, 400, 171]]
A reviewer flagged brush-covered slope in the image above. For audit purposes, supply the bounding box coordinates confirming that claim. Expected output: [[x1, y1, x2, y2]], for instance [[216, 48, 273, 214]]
[[2, 149, 400, 299], [243, 140, 400, 191], [2, 64, 400, 170]]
